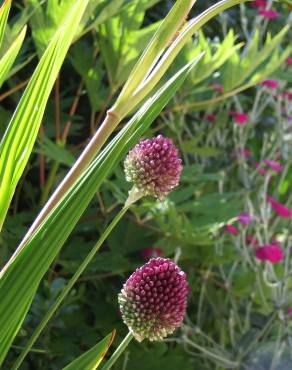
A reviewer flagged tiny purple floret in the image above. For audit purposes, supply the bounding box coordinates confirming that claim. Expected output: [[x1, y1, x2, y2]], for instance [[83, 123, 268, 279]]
[[118, 257, 189, 341]]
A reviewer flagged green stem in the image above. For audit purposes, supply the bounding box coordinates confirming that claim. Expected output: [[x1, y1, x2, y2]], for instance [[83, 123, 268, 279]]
[[184, 337, 239, 368], [101, 332, 134, 370], [12, 204, 130, 370], [40, 160, 60, 206]]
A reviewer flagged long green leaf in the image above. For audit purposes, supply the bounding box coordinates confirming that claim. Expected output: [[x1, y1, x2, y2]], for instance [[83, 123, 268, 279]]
[[0, 0, 90, 230], [0, 26, 26, 88], [0, 0, 11, 49], [113, 0, 196, 114], [128, 0, 250, 111], [0, 55, 202, 366], [63, 332, 116, 370]]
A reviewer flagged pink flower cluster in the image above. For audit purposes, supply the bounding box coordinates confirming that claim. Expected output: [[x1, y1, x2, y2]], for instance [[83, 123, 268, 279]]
[[255, 244, 284, 264]]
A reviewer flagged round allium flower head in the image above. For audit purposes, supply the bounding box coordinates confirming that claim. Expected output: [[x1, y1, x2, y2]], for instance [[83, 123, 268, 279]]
[[118, 257, 189, 342], [124, 135, 182, 199]]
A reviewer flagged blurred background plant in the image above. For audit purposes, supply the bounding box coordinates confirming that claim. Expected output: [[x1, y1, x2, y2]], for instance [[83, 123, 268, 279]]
[[0, 0, 291, 369]]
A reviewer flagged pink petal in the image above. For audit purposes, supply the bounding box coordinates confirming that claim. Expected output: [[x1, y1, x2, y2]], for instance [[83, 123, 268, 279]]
[[262, 159, 283, 173], [230, 111, 248, 125], [261, 79, 279, 89], [237, 213, 255, 225], [267, 196, 292, 218], [258, 9, 279, 19], [255, 162, 268, 175], [225, 224, 238, 235], [255, 244, 284, 264]]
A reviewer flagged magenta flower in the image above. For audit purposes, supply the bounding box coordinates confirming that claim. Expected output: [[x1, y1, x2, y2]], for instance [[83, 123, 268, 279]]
[[255, 244, 284, 264], [288, 307, 292, 318], [286, 57, 292, 65], [230, 111, 248, 125], [262, 159, 283, 173], [204, 113, 216, 122], [140, 247, 162, 260], [261, 79, 279, 89], [267, 196, 292, 218], [258, 9, 279, 19], [237, 213, 255, 225], [225, 224, 238, 235], [124, 135, 182, 200], [118, 257, 189, 341]]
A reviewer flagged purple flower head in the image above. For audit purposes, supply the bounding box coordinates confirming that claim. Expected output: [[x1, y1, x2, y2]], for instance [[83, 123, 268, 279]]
[[258, 9, 279, 19], [255, 244, 284, 264], [124, 135, 182, 200], [118, 258, 189, 342], [237, 213, 255, 225], [286, 57, 292, 65], [261, 79, 279, 89]]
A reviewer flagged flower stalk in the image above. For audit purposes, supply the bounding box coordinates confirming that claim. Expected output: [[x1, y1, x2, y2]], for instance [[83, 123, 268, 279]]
[[101, 332, 134, 370], [11, 190, 139, 370]]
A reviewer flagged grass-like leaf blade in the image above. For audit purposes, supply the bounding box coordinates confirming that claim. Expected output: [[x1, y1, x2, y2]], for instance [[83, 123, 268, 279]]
[[0, 26, 26, 88], [0, 0, 11, 49], [62, 331, 116, 370], [0, 0, 90, 230]]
